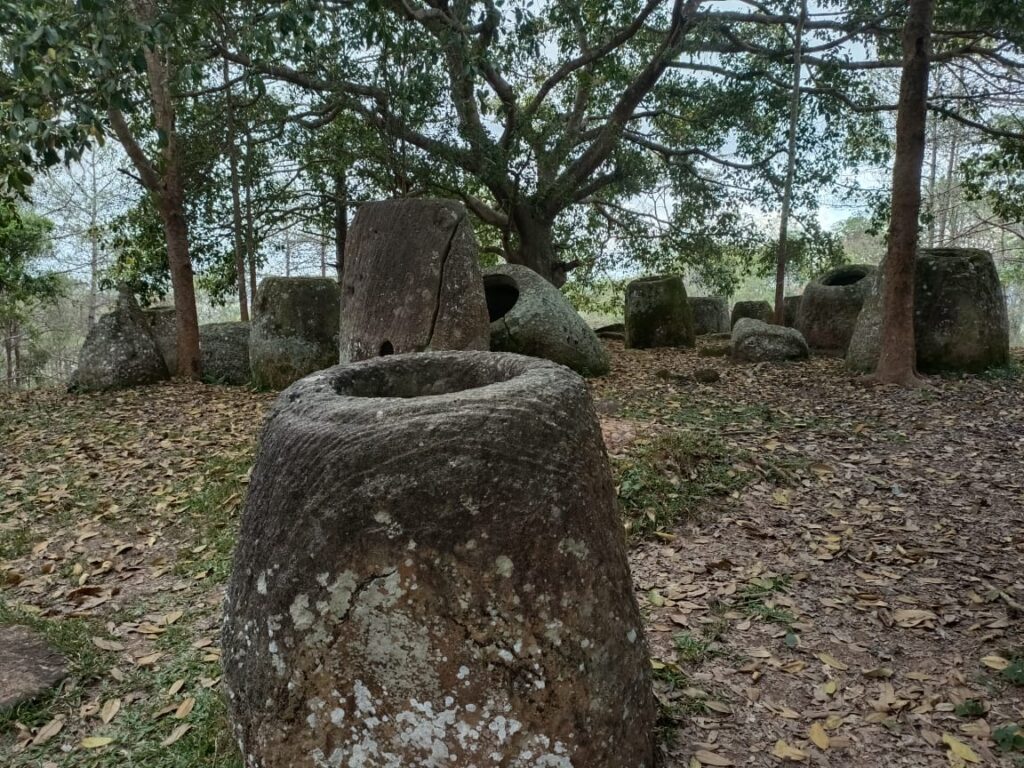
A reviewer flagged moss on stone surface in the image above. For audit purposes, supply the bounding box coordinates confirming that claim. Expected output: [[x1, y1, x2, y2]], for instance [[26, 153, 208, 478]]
[[730, 300, 772, 329], [625, 275, 695, 349], [847, 249, 1009, 373], [249, 277, 341, 389]]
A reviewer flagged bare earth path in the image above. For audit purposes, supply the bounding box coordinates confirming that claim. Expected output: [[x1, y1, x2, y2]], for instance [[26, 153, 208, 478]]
[[1, 342, 1022, 766]]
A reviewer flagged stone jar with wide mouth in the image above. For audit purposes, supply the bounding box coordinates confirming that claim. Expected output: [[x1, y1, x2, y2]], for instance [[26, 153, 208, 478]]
[[222, 351, 655, 768]]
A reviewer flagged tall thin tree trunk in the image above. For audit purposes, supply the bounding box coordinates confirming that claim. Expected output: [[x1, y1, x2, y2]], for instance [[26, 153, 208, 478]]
[[925, 89, 939, 248], [936, 123, 959, 245], [12, 326, 20, 390], [320, 231, 327, 278], [773, 0, 805, 325], [873, 0, 934, 387], [244, 130, 258, 306], [334, 168, 347, 282], [284, 230, 291, 278], [160, 189, 202, 379], [4, 332, 12, 391], [87, 160, 100, 327], [223, 57, 249, 321]]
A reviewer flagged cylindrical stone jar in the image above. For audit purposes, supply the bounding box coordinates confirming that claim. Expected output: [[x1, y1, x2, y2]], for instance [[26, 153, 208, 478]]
[[222, 351, 655, 768], [624, 274, 695, 349]]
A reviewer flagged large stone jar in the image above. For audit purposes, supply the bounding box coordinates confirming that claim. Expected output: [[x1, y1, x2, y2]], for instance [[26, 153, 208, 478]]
[[624, 274, 695, 349], [796, 264, 876, 352], [223, 351, 655, 768], [249, 276, 342, 389]]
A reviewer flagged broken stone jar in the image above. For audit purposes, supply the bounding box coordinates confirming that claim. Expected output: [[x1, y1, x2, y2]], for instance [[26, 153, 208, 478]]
[[222, 351, 655, 768]]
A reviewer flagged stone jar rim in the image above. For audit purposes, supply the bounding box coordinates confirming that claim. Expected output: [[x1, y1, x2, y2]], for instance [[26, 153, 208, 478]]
[[277, 350, 581, 413]]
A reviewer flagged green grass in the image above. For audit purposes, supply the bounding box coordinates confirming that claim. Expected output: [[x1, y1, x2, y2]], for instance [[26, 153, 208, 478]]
[[615, 431, 750, 538], [172, 453, 251, 582], [733, 575, 795, 626], [0, 525, 34, 560]]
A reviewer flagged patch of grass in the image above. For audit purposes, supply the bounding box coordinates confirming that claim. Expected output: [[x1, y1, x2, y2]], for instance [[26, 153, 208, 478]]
[[0, 525, 34, 560], [980, 361, 1024, 381], [673, 632, 718, 665], [1001, 658, 1024, 686], [955, 699, 987, 718], [173, 453, 252, 582], [734, 576, 795, 626], [615, 431, 749, 538]]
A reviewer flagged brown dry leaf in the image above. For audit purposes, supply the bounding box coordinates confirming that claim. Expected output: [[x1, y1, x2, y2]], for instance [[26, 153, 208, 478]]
[[91, 636, 125, 652], [814, 652, 848, 671], [942, 733, 980, 764], [99, 698, 121, 725], [80, 736, 115, 749], [981, 655, 1009, 670], [694, 749, 734, 766], [174, 697, 196, 719], [31, 717, 64, 746], [772, 740, 808, 762], [893, 608, 938, 627], [166, 679, 185, 697], [135, 651, 163, 667], [161, 723, 192, 747], [808, 721, 830, 750]]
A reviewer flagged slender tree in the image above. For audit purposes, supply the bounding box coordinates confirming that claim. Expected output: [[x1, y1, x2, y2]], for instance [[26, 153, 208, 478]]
[[873, 0, 935, 386]]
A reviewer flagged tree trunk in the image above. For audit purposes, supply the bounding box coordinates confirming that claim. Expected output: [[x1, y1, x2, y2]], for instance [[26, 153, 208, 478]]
[[160, 191, 202, 378], [334, 169, 347, 282], [12, 327, 20, 390], [4, 329, 13, 390], [510, 206, 563, 286], [873, 0, 934, 387], [223, 57, 249, 321], [773, 0, 805, 325]]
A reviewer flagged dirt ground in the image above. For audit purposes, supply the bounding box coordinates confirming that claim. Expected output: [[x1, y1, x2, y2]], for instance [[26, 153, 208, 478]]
[[1, 341, 1022, 767]]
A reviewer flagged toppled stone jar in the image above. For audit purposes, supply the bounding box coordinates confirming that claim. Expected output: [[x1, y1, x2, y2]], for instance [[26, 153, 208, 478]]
[[222, 351, 655, 768]]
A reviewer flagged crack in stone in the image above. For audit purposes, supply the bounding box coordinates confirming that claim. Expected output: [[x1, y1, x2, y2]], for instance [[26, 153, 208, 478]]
[[424, 212, 464, 350]]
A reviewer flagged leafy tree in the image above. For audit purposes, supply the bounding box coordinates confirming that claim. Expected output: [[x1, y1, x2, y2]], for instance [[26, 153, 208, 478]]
[[0, 205, 60, 389]]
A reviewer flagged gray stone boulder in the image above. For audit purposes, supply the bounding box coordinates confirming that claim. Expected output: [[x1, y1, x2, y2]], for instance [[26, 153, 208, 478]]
[[847, 248, 1010, 373], [0, 626, 68, 712], [200, 322, 251, 385], [249, 277, 341, 389], [141, 305, 177, 374], [223, 352, 655, 767], [796, 264, 876, 352], [731, 318, 809, 363], [624, 274, 695, 348], [594, 321, 625, 340], [74, 289, 169, 391], [689, 297, 730, 335], [731, 300, 773, 328], [339, 198, 490, 363], [485, 263, 610, 376]]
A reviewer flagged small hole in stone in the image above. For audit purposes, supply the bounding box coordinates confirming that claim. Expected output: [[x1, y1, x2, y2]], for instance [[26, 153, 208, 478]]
[[379, 340, 394, 356], [484, 275, 520, 322]]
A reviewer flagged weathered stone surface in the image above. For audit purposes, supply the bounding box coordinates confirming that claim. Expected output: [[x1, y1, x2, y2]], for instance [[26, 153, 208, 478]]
[[624, 274, 695, 349], [0, 626, 68, 711], [731, 318, 809, 363], [339, 198, 489, 363], [593, 321, 625, 339], [847, 248, 1010, 373], [730, 300, 773, 329], [698, 332, 732, 358], [223, 352, 655, 768], [201, 322, 251, 385], [784, 295, 802, 328], [250, 277, 341, 390], [796, 264, 876, 352], [74, 289, 169, 391], [689, 297, 730, 335], [485, 264, 609, 376], [141, 305, 178, 374]]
